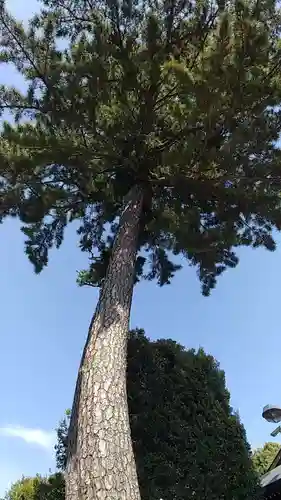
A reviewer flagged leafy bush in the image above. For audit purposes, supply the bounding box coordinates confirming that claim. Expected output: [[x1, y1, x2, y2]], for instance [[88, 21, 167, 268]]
[[3, 474, 64, 500], [252, 442, 281, 477]]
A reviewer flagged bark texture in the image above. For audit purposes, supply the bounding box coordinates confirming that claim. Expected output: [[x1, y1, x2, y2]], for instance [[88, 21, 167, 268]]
[[66, 185, 143, 500]]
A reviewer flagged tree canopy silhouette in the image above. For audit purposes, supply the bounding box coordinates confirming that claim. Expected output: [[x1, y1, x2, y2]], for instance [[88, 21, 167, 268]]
[[1, 0, 281, 294], [1, 0, 281, 496]]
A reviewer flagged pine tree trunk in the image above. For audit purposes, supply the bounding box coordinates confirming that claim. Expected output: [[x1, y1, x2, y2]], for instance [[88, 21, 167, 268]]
[[66, 185, 143, 500]]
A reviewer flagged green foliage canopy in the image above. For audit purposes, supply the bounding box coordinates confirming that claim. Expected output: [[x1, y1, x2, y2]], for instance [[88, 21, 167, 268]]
[[1, 0, 281, 294], [55, 329, 259, 500], [252, 442, 281, 477], [55, 409, 70, 472], [3, 474, 65, 500]]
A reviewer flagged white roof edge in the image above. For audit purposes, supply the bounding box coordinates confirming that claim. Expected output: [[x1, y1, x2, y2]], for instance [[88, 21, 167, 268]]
[[261, 464, 281, 488]]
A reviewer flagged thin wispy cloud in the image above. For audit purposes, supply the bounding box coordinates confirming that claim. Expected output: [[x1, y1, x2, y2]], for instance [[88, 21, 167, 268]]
[[0, 426, 56, 451]]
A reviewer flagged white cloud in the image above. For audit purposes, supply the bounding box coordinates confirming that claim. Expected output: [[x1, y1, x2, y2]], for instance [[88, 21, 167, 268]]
[[0, 426, 56, 451]]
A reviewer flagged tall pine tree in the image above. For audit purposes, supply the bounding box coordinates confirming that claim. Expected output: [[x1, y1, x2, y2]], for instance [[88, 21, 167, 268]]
[[1, 0, 281, 498]]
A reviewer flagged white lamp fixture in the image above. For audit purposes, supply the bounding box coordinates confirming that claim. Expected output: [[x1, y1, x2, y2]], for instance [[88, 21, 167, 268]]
[[262, 405, 281, 437]]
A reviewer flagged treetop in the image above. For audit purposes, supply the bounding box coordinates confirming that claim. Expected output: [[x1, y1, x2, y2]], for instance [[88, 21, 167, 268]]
[[1, 0, 281, 294]]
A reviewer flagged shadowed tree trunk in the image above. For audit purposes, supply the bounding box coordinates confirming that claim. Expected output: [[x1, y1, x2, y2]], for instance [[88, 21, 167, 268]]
[[66, 185, 144, 500]]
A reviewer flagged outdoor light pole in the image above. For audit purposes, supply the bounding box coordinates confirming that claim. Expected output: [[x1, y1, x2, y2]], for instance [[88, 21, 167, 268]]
[[262, 405, 281, 437]]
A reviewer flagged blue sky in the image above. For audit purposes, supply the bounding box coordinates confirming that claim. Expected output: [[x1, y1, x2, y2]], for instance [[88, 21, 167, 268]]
[[1, 0, 281, 494]]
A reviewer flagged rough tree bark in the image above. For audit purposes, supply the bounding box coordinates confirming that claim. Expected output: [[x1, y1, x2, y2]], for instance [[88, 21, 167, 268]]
[[66, 184, 144, 500]]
